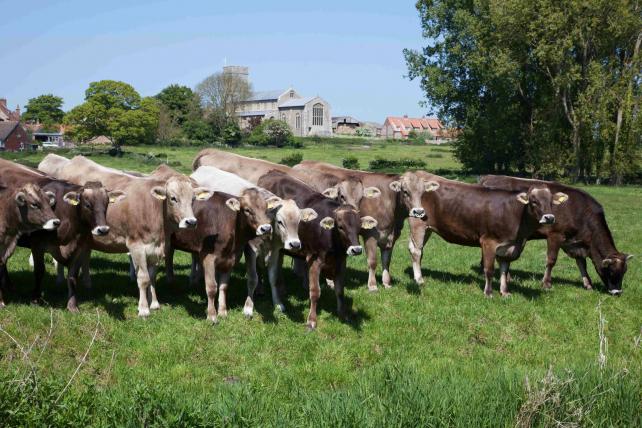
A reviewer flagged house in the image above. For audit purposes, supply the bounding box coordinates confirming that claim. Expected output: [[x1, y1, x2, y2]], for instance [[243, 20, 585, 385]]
[[332, 116, 361, 135], [0, 98, 21, 122], [233, 68, 332, 137], [382, 116, 446, 142], [86, 135, 113, 145], [0, 121, 34, 151]]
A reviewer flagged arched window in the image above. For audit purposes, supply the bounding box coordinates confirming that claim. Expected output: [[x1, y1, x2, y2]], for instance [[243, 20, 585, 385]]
[[312, 103, 323, 126], [281, 113, 286, 122], [295, 113, 301, 129]]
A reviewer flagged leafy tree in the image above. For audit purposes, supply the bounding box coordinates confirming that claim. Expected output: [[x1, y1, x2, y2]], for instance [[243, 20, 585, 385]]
[[156, 84, 200, 125], [248, 119, 295, 147], [222, 121, 242, 146], [22, 94, 65, 125], [195, 71, 252, 132]]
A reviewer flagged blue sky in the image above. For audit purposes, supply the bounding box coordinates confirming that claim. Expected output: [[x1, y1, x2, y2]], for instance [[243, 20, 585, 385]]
[[0, 0, 430, 123]]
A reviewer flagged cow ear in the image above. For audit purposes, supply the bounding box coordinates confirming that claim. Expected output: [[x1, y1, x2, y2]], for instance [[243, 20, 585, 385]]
[[151, 186, 167, 200], [389, 181, 402, 192], [108, 190, 126, 204], [601, 258, 613, 267], [63, 191, 80, 206], [225, 198, 241, 211], [300, 208, 318, 222], [15, 191, 27, 206], [424, 180, 440, 192], [266, 196, 283, 210], [553, 192, 569, 205], [364, 186, 381, 198], [322, 187, 339, 199], [360, 216, 378, 230], [194, 187, 213, 201], [516, 192, 529, 204], [45, 191, 56, 206], [319, 216, 335, 230]]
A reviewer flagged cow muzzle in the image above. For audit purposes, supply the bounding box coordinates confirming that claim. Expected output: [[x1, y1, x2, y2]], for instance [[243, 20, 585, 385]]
[[42, 218, 61, 230], [285, 239, 301, 250], [179, 217, 198, 229], [410, 207, 425, 218], [347, 245, 363, 256], [256, 224, 272, 236], [608, 289, 622, 296], [92, 225, 110, 236], [539, 214, 555, 224]]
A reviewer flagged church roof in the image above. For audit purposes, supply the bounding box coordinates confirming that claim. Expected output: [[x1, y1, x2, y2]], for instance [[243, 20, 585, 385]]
[[238, 110, 270, 117], [245, 90, 286, 102], [279, 96, 317, 108]]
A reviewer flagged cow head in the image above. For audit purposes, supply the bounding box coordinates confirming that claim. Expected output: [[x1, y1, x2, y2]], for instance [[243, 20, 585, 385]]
[[151, 176, 210, 229], [322, 179, 381, 209], [238, 188, 273, 236], [14, 183, 60, 232], [329, 206, 374, 256], [389, 172, 439, 219], [516, 187, 568, 225], [63, 181, 126, 236], [599, 253, 632, 295], [272, 200, 315, 251]]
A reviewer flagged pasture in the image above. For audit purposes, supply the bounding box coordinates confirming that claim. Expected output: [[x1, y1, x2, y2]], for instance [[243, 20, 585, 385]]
[[0, 142, 640, 427]]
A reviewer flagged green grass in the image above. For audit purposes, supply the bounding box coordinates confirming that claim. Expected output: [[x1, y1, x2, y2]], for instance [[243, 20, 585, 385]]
[[0, 143, 640, 426]]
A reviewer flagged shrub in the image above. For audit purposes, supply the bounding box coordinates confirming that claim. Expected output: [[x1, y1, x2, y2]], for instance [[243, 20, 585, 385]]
[[279, 152, 303, 166], [342, 156, 360, 169], [369, 157, 427, 171], [222, 121, 242, 146]]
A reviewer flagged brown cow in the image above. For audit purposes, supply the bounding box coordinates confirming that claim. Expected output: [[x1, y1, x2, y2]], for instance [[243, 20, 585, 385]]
[[294, 160, 435, 290], [407, 176, 569, 296], [0, 158, 124, 311], [478, 175, 631, 295], [38, 154, 211, 317], [192, 148, 381, 208], [257, 170, 378, 329], [0, 181, 60, 307]]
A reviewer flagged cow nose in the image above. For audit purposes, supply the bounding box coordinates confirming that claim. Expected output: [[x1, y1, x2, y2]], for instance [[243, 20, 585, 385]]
[[92, 225, 110, 236], [257, 224, 272, 235], [540, 214, 555, 224], [608, 289, 622, 296], [43, 218, 61, 230], [180, 217, 198, 228], [411, 208, 425, 218], [347, 245, 363, 256], [288, 240, 301, 250]]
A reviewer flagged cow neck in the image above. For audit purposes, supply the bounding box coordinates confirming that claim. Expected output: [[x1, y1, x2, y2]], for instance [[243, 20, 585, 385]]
[[0, 198, 22, 237]]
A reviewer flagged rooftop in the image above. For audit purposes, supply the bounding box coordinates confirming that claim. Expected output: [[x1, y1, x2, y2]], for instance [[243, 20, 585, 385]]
[[279, 96, 317, 108], [244, 90, 286, 102]]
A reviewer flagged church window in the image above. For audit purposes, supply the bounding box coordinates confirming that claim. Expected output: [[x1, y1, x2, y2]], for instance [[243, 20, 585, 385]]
[[313, 103, 323, 126], [296, 113, 301, 129]]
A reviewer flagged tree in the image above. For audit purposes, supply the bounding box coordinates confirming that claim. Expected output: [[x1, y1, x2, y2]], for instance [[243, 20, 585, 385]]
[[22, 94, 64, 125], [247, 119, 294, 147], [195, 71, 252, 129], [156, 84, 201, 125], [64, 80, 159, 146]]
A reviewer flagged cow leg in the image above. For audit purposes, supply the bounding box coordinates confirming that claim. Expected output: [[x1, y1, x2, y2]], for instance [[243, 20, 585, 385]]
[[575, 258, 593, 290], [218, 271, 231, 317], [365, 237, 378, 291], [381, 247, 393, 289], [334, 257, 348, 321], [130, 251, 151, 317], [481, 242, 496, 297], [55, 262, 66, 287], [80, 250, 92, 289], [243, 246, 259, 318], [306, 258, 323, 330], [128, 253, 136, 283], [66, 256, 82, 312], [165, 246, 175, 285], [0, 264, 7, 308], [499, 260, 511, 297], [268, 250, 286, 313], [201, 253, 218, 323], [148, 265, 160, 310], [408, 217, 428, 285], [31, 247, 46, 304], [542, 236, 562, 289]]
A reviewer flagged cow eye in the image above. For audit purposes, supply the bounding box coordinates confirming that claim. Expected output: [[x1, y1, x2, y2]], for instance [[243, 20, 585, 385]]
[[170, 196, 178, 203], [277, 220, 284, 226], [30, 203, 40, 209]]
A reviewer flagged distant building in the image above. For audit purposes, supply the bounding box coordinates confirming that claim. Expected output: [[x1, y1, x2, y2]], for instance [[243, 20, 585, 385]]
[[0, 98, 21, 121], [382, 116, 446, 142], [231, 67, 333, 137], [332, 116, 361, 135], [0, 121, 33, 151]]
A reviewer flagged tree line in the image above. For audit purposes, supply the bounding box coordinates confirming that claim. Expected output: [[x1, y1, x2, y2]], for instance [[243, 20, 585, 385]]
[[21, 71, 297, 149], [405, 0, 641, 183]]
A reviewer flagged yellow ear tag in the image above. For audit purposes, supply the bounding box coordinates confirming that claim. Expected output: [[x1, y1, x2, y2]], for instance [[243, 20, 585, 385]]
[[69, 199, 80, 206]]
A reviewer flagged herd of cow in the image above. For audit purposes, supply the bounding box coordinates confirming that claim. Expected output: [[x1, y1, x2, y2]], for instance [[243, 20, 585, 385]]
[[0, 149, 632, 329]]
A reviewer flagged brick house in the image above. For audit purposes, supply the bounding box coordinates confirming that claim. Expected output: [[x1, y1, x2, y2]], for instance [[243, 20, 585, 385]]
[[0, 121, 33, 151], [0, 98, 21, 122], [332, 116, 361, 135], [382, 116, 445, 142]]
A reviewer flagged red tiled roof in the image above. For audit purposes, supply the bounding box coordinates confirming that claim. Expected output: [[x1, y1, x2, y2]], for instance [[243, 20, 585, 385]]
[[385, 116, 443, 133]]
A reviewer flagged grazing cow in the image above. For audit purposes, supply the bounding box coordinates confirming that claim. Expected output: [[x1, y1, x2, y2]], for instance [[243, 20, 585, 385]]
[[406, 176, 569, 296], [294, 160, 434, 290], [192, 148, 381, 208], [0, 181, 60, 307], [478, 175, 631, 295], [191, 166, 316, 316], [0, 158, 123, 311], [38, 155, 211, 317], [257, 170, 378, 329]]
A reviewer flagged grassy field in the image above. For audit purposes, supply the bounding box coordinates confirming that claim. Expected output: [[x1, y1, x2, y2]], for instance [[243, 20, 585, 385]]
[[0, 142, 640, 426]]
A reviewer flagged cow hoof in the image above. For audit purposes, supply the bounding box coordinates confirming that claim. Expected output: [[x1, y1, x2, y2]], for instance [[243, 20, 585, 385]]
[[501, 292, 512, 298], [208, 315, 219, 324], [415, 277, 424, 285], [484, 291, 493, 298], [150, 301, 161, 310], [274, 303, 286, 313], [584, 285, 593, 291], [383, 283, 393, 289], [67, 305, 80, 313], [219, 309, 228, 318], [368, 286, 378, 293], [0, 301, 5, 309], [542, 281, 552, 290], [306, 323, 316, 332], [243, 306, 254, 319], [326, 279, 335, 290], [31, 298, 42, 306], [138, 308, 150, 318]]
